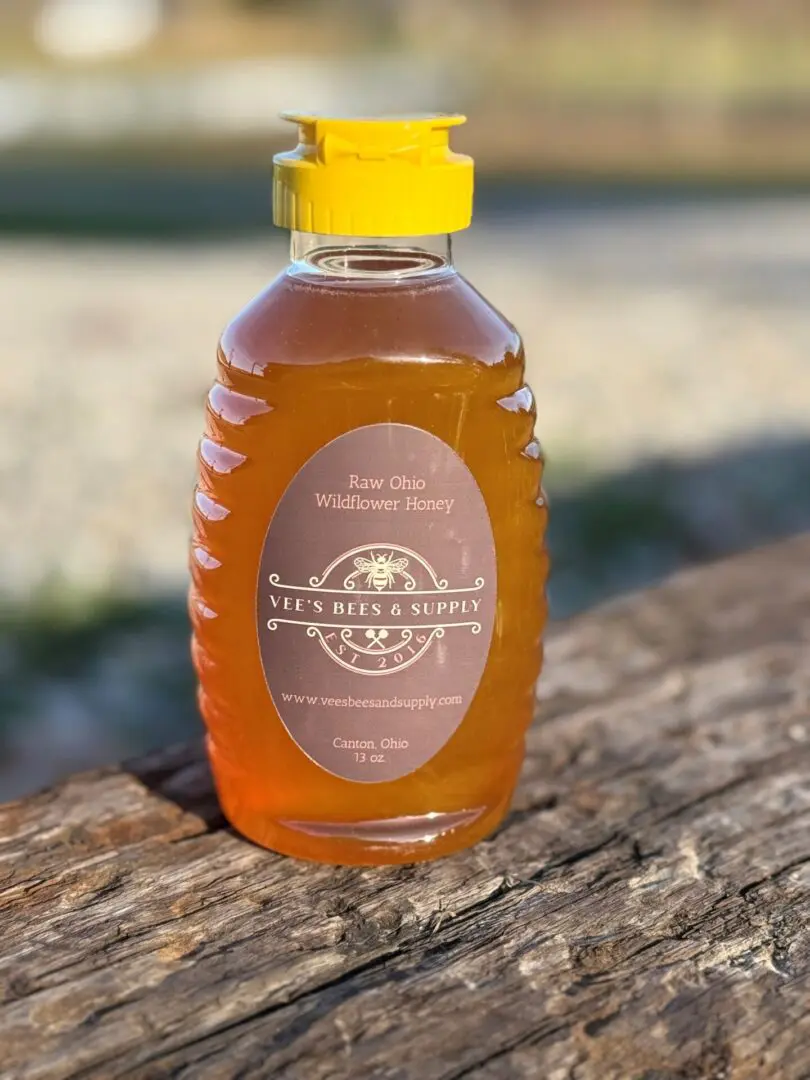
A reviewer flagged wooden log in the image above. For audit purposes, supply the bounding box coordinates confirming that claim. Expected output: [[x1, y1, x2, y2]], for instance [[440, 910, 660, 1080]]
[[1, 536, 809, 1079]]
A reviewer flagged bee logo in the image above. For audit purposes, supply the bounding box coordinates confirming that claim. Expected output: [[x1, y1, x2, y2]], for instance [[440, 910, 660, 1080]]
[[349, 551, 411, 591]]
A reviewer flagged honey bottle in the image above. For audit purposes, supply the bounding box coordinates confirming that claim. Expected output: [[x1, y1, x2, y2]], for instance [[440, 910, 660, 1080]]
[[190, 114, 548, 865]]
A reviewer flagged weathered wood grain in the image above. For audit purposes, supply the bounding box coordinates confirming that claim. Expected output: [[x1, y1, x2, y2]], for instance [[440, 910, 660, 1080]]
[[1, 537, 809, 1080]]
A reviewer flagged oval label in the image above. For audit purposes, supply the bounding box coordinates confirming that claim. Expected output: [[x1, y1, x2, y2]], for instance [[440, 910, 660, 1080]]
[[257, 424, 496, 783]]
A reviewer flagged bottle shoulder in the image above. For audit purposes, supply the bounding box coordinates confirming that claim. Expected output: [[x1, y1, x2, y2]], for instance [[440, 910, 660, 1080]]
[[220, 268, 522, 375]]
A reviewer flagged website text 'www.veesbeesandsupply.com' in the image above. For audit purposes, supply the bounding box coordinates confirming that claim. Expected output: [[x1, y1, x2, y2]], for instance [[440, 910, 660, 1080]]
[[280, 692, 462, 710]]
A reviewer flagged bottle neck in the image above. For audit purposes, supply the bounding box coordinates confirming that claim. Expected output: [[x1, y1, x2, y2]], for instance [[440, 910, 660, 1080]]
[[289, 232, 454, 281]]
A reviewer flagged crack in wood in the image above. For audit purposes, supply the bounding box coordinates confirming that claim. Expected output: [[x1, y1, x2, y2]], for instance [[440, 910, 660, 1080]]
[[739, 855, 810, 899]]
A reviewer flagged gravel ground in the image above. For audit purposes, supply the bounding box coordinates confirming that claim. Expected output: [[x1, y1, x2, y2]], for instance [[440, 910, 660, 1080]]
[[5, 195, 810, 593], [3, 192, 810, 796]]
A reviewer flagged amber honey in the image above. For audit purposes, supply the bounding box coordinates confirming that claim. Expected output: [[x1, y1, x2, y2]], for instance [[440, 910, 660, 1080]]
[[190, 116, 548, 864]]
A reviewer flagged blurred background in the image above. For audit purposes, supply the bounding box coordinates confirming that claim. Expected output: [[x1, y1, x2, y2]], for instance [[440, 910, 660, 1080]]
[[3, 0, 810, 800]]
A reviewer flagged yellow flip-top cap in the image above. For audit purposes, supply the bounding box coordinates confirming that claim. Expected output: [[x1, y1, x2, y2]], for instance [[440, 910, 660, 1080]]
[[273, 113, 473, 236]]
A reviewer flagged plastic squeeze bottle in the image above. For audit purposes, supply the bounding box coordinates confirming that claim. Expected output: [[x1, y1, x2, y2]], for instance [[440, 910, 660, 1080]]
[[190, 114, 549, 865]]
